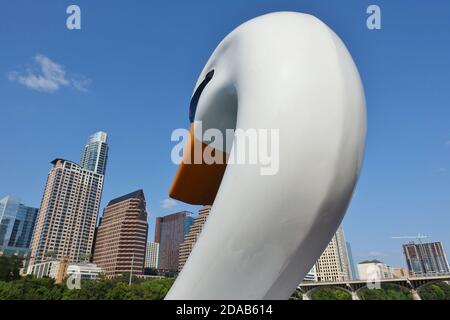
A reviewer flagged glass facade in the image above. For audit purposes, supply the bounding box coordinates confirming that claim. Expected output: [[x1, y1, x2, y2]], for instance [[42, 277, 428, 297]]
[[346, 241, 358, 280], [0, 196, 38, 254], [80, 131, 109, 175]]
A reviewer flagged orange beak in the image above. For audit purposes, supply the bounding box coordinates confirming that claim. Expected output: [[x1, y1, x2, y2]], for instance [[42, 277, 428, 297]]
[[169, 124, 228, 205]]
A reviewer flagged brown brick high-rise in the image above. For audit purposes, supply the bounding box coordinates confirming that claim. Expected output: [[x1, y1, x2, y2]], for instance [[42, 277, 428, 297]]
[[93, 190, 148, 278], [154, 211, 193, 271]]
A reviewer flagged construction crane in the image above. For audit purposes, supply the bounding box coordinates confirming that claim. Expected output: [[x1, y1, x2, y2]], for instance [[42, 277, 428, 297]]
[[391, 233, 429, 244]]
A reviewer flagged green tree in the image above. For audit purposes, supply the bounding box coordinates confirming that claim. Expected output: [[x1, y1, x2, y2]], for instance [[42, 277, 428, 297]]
[[289, 290, 303, 300], [0, 273, 176, 300], [419, 282, 450, 300], [359, 284, 412, 300], [106, 282, 131, 300], [0, 276, 64, 300], [133, 278, 175, 300], [310, 287, 352, 300], [0, 256, 21, 281], [62, 278, 115, 300]]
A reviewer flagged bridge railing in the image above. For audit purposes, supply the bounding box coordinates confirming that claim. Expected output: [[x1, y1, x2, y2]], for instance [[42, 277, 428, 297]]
[[299, 273, 450, 287]]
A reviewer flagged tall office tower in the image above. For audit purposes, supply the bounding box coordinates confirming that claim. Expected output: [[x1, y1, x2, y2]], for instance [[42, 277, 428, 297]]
[[0, 196, 38, 256], [155, 211, 194, 271], [29, 132, 108, 266], [403, 241, 450, 275], [178, 206, 212, 271], [93, 190, 148, 278], [145, 241, 160, 269], [346, 241, 358, 280], [80, 131, 108, 175], [314, 225, 352, 282]]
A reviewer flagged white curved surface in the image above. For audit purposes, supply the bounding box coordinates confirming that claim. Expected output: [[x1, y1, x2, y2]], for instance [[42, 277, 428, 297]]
[[166, 12, 366, 300]]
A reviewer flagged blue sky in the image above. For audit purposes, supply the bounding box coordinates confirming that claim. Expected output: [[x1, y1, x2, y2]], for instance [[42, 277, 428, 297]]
[[1, 0, 449, 268]]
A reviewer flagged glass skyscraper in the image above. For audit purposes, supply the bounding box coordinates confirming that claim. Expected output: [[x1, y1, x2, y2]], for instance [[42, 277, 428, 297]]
[[346, 241, 358, 280], [0, 196, 38, 255], [80, 131, 109, 175]]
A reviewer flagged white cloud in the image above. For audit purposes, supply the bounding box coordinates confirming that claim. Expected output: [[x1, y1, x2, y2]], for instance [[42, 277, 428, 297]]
[[160, 198, 178, 209], [8, 54, 91, 93]]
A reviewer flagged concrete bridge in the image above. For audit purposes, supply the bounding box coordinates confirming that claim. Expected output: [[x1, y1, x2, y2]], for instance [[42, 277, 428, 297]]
[[297, 274, 450, 300]]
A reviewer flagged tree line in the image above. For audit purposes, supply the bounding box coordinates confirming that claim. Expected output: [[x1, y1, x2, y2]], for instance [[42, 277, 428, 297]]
[[1, 256, 449, 300], [0, 273, 174, 300]]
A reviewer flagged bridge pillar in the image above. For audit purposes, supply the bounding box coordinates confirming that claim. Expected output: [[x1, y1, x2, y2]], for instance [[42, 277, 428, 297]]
[[302, 293, 310, 300], [410, 289, 421, 300], [351, 291, 360, 300]]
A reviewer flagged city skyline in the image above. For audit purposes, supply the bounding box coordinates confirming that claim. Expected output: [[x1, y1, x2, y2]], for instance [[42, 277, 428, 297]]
[[0, 129, 448, 283], [1, 1, 450, 269], [1, 127, 449, 271]]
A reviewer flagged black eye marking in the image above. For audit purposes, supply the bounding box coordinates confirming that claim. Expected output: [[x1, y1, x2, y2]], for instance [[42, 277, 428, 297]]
[[189, 69, 215, 123]]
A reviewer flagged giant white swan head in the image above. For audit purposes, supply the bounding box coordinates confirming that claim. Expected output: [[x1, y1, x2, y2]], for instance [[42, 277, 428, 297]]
[[166, 12, 366, 300]]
